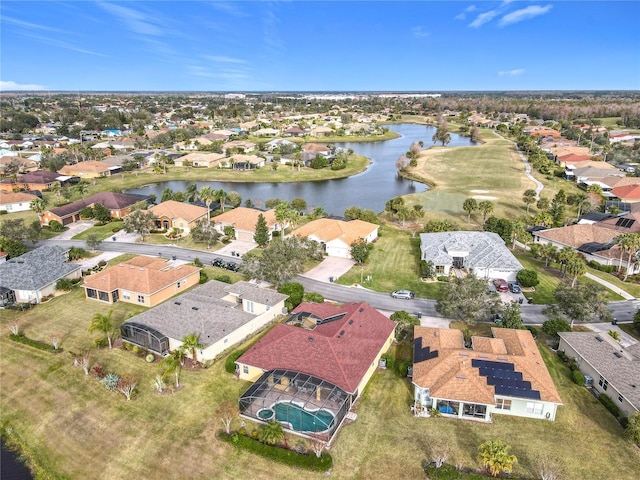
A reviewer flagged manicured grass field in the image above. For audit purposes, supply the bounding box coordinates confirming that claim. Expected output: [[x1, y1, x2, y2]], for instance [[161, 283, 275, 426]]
[[2, 282, 639, 479], [402, 129, 584, 225], [335, 224, 444, 299], [72, 220, 124, 241], [586, 266, 640, 298]]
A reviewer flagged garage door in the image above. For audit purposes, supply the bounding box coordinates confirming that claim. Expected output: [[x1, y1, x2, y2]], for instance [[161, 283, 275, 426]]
[[237, 231, 254, 242]]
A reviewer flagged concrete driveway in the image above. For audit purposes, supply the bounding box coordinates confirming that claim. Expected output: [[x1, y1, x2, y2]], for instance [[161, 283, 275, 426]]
[[54, 220, 94, 240], [214, 240, 258, 258], [587, 322, 637, 348], [301, 256, 356, 283]]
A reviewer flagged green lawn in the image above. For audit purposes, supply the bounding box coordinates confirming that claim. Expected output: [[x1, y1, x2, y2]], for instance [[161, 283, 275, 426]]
[[2, 282, 639, 479], [586, 267, 640, 298], [335, 225, 444, 299], [72, 220, 124, 241]]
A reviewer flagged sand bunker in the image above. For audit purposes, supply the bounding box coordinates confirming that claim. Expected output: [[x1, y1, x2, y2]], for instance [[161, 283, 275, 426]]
[[472, 195, 498, 200], [470, 189, 490, 194]]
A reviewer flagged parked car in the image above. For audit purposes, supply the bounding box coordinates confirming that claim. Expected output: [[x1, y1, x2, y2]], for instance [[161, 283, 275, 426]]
[[508, 282, 521, 294], [492, 278, 509, 292], [391, 290, 414, 299], [225, 261, 240, 272], [491, 313, 503, 323], [212, 258, 225, 268]]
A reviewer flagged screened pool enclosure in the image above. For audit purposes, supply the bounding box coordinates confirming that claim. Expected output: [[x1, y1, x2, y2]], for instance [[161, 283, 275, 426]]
[[120, 322, 169, 355], [239, 369, 354, 442]]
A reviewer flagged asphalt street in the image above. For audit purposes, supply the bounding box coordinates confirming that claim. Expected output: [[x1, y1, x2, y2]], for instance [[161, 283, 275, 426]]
[[38, 239, 640, 324]]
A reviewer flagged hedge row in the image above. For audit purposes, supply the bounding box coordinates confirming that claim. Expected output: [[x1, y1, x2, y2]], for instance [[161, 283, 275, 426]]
[[587, 261, 618, 274], [424, 463, 490, 479], [9, 334, 62, 353], [599, 393, 621, 419], [224, 349, 247, 374], [219, 432, 333, 472]]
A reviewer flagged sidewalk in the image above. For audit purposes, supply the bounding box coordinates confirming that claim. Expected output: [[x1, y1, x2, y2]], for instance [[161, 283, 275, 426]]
[[585, 272, 635, 300]]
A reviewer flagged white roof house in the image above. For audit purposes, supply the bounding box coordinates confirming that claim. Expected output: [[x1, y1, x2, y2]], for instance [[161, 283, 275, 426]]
[[419, 231, 523, 281]]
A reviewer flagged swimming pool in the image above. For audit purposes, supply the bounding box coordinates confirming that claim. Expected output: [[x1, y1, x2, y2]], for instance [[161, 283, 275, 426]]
[[257, 402, 335, 433]]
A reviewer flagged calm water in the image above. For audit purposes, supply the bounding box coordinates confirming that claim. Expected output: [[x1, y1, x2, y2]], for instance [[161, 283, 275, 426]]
[[127, 124, 476, 215], [1, 440, 33, 480]]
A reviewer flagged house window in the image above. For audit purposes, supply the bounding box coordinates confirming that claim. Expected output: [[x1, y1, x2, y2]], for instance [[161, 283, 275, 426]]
[[122, 291, 130, 300], [243, 365, 249, 374], [86, 288, 97, 299], [618, 394, 624, 403], [495, 398, 512, 410], [599, 376, 609, 391], [177, 281, 182, 289], [435, 265, 445, 274], [137, 295, 145, 303], [245, 300, 254, 313], [526, 402, 544, 415]]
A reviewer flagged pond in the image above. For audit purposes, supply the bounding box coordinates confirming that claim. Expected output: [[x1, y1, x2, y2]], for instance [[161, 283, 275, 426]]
[[126, 124, 476, 215]]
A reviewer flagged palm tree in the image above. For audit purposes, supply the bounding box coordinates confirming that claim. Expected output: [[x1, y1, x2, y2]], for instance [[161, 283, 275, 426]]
[[185, 183, 198, 203], [522, 189, 537, 214], [50, 182, 61, 200], [566, 256, 587, 287], [462, 198, 478, 224], [29, 197, 47, 217], [181, 333, 204, 367], [478, 200, 494, 223], [75, 181, 90, 199], [556, 247, 577, 275], [478, 440, 518, 477], [539, 243, 558, 267], [214, 188, 228, 212], [623, 233, 640, 281], [258, 420, 285, 445], [573, 193, 589, 218], [162, 347, 186, 389], [198, 186, 215, 225], [274, 201, 291, 237], [88, 310, 115, 349]]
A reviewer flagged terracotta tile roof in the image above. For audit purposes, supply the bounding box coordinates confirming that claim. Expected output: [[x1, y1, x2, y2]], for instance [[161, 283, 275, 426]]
[[293, 218, 378, 245], [148, 200, 208, 223], [413, 326, 562, 405], [83, 256, 200, 295], [213, 207, 277, 232], [599, 176, 640, 189], [59, 161, 110, 174], [611, 184, 640, 200], [552, 146, 591, 157], [557, 154, 595, 164], [237, 302, 396, 393], [596, 212, 640, 233], [535, 224, 619, 248], [0, 191, 39, 204], [303, 143, 330, 152]]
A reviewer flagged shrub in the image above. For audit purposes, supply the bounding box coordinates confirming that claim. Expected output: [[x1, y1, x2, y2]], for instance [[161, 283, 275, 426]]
[[599, 393, 621, 418], [587, 261, 618, 273], [9, 333, 61, 353], [98, 260, 107, 267], [92, 364, 106, 379], [525, 325, 539, 336], [48, 220, 63, 232], [381, 353, 395, 370], [68, 247, 89, 260], [112, 227, 121, 233], [516, 269, 539, 287], [93, 337, 108, 348], [193, 257, 203, 268], [199, 271, 208, 284], [303, 292, 324, 303], [279, 282, 304, 311], [225, 349, 247, 374], [215, 274, 232, 284], [219, 432, 333, 472], [397, 361, 410, 377], [101, 373, 120, 391], [437, 275, 449, 282], [55, 278, 74, 291], [572, 369, 585, 385], [543, 318, 572, 336]]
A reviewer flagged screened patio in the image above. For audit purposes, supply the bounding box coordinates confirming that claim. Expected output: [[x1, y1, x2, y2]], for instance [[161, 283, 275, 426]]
[[120, 322, 169, 355], [239, 369, 354, 442]]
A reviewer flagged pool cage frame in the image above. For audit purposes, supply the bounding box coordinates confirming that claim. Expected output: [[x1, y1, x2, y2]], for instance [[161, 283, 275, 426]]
[[239, 369, 354, 442], [120, 322, 170, 355]]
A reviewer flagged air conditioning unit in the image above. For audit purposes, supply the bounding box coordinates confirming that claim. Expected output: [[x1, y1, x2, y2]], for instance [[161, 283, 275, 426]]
[[584, 374, 593, 387]]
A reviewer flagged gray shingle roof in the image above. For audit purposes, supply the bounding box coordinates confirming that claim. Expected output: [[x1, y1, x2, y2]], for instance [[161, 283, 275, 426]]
[[0, 246, 81, 291], [419, 232, 523, 271], [559, 332, 640, 410], [123, 280, 288, 348]]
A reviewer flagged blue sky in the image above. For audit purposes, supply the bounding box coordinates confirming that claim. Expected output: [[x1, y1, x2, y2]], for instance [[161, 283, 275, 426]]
[[1, 1, 639, 91]]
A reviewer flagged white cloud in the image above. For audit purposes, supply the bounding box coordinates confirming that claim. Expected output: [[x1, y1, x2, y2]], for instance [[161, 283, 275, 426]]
[[455, 5, 477, 21], [209, 2, 248, 17], [411, 26, 430, 38], [466, 5, 478, 12], [203, 55, 247, 64], [469, 10, 499, 28], [97, 2, 163, 36], [499, 5, 553, 27], [498, 69, 525, 77], [0, 80, 46, 91], [2, 16, 65, 33]]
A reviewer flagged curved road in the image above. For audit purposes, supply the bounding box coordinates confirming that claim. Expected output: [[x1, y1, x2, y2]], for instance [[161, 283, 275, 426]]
[[37, 239, 639, 324]]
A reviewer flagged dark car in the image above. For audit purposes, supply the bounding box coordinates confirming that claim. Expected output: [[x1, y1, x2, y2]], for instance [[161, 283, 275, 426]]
[[508, 282, 521, 294], [492, 278, 509, 292], [225, 261, 239, 272], [212, 258, 225, 268]]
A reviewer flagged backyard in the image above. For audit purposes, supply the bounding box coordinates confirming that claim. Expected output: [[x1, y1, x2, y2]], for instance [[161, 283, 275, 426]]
[[1, 284, 638, 479]]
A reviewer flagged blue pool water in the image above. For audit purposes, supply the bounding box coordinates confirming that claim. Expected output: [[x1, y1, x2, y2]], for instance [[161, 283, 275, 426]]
[[260, 402, 335, 432]]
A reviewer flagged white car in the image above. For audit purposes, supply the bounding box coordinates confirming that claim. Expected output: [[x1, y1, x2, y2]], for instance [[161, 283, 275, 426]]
[[391, 290, 415, 299]]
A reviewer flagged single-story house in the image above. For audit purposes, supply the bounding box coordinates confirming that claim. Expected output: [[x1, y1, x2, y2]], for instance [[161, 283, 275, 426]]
[[284, 126, 305, 137], [0, 170, 71, 192], [419, 231, 523, 281], [223, 140, 256, 153], [173, 152, 225, 168], [293, 218, 379, 258], [236, 301, 396, 442], [0, 246, 82, 304], [253, 128, 280, 137], [226, 154, 265, 170], [302, 143, 332, 156], [0, 191, 39, 213], [59, 161, 113, 178], [40, 192, 148, 226], [264, 138, 296, 152], [120, 280, 288, 360], [558, 332, 639, 418], [83, 255, 200, 307], [213, 207, 279, 242], [610, 184, 640, 203], [146, 200, 209, 234], [0, 156, 40, 174], [412, 326, 563, 421]]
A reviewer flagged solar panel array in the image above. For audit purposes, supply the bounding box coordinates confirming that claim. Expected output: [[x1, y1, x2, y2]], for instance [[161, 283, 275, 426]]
[[615, 218, 636, 229], [472, 359, 541, 400], [578, 241, 613, 254], [414, 337, 439, 363]]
